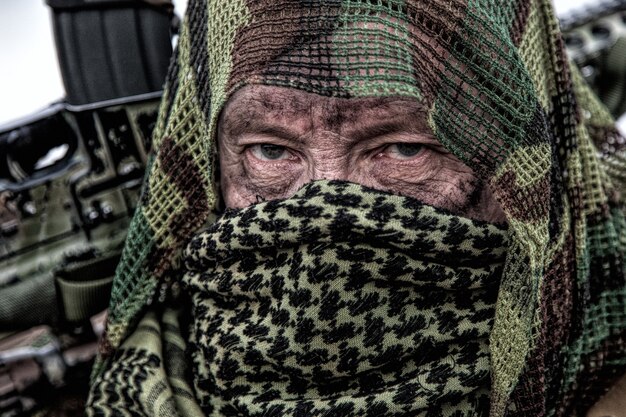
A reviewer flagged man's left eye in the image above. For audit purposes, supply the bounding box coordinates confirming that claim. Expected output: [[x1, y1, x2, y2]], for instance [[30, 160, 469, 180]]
[[250, 144, 289, 160], [384, 143, 424, 160]]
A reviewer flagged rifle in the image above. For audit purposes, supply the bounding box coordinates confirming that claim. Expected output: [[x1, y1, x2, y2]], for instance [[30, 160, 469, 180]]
[[0, 1, 175, 415]]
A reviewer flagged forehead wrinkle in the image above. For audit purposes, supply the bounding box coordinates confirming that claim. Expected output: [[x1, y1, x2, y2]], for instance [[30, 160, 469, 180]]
[[220, 86, 433, 145], [220, 86, 315, 139], [319, 95, 432, 138]]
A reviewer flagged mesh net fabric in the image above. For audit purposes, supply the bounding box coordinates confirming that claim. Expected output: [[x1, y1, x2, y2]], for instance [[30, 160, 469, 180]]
[[95, 0, 626, 415]]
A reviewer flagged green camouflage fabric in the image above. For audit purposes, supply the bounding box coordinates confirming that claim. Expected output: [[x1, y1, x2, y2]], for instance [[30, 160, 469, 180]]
[[89, 0, 626, 416]]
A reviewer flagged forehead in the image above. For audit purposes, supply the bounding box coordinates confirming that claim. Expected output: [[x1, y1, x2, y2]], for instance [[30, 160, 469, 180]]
[[219, 85, 429, 133]]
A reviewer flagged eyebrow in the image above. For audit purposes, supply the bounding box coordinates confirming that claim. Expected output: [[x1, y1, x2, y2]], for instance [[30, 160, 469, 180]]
[[245, 124, 306, 143], [344, 112, 433, 142], [220, 93, 433, 144], [223, 116, 307, 144]]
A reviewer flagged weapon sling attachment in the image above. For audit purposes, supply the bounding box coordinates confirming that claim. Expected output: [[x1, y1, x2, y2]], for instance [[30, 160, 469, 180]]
[[54, 252, 120, 324]]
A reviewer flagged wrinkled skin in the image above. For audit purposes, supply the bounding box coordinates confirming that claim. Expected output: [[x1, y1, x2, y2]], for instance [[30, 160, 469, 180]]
[[218, 84, 626, 413], [219, 85, 506, 223]]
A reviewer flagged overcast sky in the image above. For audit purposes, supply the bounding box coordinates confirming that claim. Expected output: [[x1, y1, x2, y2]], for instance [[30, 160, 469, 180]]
[[0, 0, 594, 126]]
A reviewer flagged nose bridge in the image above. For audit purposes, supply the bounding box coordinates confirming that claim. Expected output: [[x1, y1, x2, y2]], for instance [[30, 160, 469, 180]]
[[311, 164, 345, 181], [308, 129, 350, 181]]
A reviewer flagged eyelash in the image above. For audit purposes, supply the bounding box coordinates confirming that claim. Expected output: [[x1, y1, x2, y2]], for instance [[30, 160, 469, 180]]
[[380, 143, 425, 159], [246, 144, 300, 164], [245, 142, 430, 166]]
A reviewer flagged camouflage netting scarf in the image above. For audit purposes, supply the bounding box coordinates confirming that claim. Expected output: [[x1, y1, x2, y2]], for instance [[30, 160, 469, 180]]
[[88, 0, 626, 416]]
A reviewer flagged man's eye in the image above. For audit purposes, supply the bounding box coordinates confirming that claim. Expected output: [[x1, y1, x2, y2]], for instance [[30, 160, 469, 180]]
[[250, 144, 288, 160], [384, 143, 424, 160]]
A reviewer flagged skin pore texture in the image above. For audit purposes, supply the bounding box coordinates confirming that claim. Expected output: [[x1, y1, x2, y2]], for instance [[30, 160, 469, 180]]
[[218, 84, 507, 224]]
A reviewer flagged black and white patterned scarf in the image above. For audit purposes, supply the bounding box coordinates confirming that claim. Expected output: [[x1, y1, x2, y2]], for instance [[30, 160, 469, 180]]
[[182, 180, 508, 416]]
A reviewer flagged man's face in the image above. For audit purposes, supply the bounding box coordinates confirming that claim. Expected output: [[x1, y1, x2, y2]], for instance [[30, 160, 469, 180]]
[[218, 85, 506, 223]]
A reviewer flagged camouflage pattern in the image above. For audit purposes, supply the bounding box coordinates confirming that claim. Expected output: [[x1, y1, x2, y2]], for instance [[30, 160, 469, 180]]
[[89, 0, 625, 416]]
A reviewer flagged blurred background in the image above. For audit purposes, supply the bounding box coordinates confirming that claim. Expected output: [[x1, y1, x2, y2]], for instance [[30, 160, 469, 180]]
[[0, 2, 187, 415], [0, 0, 188, 126]]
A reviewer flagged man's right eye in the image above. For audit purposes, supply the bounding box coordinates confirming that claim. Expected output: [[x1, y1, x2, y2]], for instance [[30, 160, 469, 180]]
[[250, 144, 289, 161]]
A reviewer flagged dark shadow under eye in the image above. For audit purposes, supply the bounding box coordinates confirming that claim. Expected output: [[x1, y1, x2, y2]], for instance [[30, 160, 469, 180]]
[[396, 143, 423, 157], [260, 144, 286, 159]]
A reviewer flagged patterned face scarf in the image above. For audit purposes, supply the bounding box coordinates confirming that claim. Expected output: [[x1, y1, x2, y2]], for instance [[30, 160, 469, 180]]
[[88, 0, 626, 416], [183, 180, 507, 416]]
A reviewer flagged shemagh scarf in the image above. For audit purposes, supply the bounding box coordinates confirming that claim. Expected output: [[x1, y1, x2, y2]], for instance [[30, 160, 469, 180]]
[[87, 1, 626, 416], [183, 180, 507, 416]]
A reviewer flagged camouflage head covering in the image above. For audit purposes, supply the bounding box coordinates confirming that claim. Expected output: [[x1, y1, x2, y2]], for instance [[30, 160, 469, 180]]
[[92, 0, 626, 415]]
